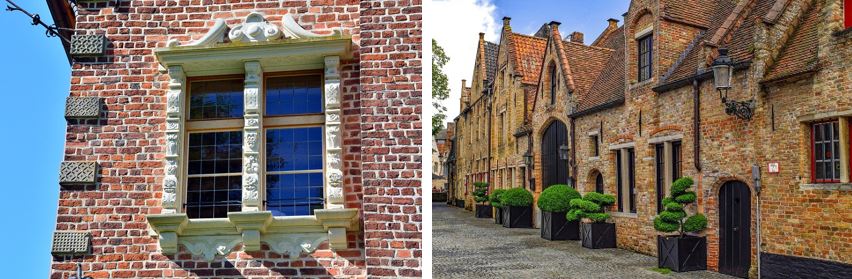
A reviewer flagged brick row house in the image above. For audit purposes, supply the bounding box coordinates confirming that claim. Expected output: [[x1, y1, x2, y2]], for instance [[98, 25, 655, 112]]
[[447, 0, 851, 277], [46, 0, 421, 278]]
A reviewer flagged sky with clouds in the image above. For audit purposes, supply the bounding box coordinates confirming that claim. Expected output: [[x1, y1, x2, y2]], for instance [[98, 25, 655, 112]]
[[432, 0, 631, 125]]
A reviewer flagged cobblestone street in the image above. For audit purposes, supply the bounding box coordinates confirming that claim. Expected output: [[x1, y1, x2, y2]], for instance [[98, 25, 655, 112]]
[[432, 203, 735, 279]]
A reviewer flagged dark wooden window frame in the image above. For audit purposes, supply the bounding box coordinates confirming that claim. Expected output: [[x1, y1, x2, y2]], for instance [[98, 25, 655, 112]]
[[637, 34, 653, 82]]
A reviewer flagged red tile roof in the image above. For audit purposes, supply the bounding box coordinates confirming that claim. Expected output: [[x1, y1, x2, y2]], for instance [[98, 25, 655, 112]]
[[662, 0, 776, 85], [575, 27, 626, 114], [509, 33, 548, 85], [763, 0, 821, 82]]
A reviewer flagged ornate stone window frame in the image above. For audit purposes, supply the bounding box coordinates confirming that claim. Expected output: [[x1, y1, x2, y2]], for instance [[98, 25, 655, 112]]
[[148, 12, 356, 261]]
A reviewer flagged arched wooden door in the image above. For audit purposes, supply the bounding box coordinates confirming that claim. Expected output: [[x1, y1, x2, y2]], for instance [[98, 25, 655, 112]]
[[595, 173, 604, 193], [541, 120, 568, 189], [719, 181, 752, 278]]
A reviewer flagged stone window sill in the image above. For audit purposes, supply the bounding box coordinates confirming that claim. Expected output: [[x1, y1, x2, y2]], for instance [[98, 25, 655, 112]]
[[588, 156, 600, 161], [799, 183, 852, 191], [610, 212, 638, 218], [147, 208, 358, 261]]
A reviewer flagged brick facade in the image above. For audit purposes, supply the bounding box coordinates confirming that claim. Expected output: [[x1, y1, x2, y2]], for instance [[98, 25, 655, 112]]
[[49, 0, 420, 278], [448, 0, 851, 277]]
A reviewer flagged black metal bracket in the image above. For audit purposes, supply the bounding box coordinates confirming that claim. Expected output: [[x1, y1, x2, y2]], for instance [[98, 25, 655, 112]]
[[5, 0, 71, 43], [724, 99, 755, 121]]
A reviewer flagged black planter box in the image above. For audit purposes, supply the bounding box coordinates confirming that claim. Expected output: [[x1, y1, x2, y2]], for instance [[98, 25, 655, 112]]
[[501, 205, 532, 228], [475, 204, 493, 218], [454, 199, 465, 208], [494, 206, 503, 224], [657, 235, 707, 272], [580, 222, 616, 249], [540, 211, 579, 240]]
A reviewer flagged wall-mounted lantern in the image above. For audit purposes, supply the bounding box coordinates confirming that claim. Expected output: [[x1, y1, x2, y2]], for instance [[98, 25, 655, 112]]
[[524, 151, 534, 167], [558, 145, 569, 161], [712, 48, 755, 120]]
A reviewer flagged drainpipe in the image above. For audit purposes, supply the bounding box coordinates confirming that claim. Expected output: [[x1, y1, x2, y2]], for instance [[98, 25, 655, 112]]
[[693, 79, 701, 171], [570, 116, 577, 187]]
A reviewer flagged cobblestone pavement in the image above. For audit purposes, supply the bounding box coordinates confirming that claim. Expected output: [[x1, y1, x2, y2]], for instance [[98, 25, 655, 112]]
[[432, 203, 735, 279]]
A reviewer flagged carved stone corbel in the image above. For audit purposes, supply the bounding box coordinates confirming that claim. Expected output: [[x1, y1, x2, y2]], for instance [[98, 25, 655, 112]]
[[180, 235, 243, 262], [314, 208, 358, 249], [146, 214, 188, 255], [228, 211, 272, 251], [243, 61, 263, 211]]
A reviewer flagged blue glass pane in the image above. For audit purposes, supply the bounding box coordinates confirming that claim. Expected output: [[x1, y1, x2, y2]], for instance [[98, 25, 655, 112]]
[[265, 75, 323, 116], [266, 127, 323, 172], [266, 173, 324, 216], [189, 79, 244, 120]]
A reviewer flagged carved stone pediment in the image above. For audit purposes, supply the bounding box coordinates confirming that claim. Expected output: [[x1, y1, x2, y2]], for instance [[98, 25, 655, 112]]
[[167, 12, 333, 47]]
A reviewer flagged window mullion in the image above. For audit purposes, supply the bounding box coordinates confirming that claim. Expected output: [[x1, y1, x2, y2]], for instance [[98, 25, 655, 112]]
[[242, 61, 263, 211]]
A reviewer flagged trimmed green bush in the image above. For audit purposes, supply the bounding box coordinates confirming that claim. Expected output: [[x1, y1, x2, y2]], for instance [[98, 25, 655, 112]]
[[499, 187, 533, 207], [565, 192, 616, 223], [653, 177, 707, 236], [473, 182, 489, 204], [537, 185, 581, 212], [489, 189, 506, 208]]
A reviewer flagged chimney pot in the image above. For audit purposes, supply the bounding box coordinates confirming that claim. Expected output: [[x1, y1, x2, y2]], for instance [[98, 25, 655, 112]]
[[503, 17, 511, 26], [462, 79, 467, 88], [479, 32, 485, 40], [570, 32, 584, 44]]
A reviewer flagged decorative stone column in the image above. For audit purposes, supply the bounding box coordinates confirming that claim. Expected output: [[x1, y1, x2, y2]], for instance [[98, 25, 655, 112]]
[[324, 56, 344, 209], [243, 61, 263, 212], [163, 65, 185, 214]]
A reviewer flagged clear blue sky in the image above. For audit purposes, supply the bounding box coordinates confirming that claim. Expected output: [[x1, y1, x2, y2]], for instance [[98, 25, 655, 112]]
[[0, 1, 69, 276], [493, 0, 630, 39]]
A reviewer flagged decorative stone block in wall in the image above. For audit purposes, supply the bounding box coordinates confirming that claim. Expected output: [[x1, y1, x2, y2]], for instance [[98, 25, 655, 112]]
[[51, 231, 91, 256], [58, 161, 98, 186], [64, 96, 100, 120], [70, 35, 106, 57]]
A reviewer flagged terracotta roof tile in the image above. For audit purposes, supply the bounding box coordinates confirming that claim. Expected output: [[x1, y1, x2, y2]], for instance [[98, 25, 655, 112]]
[[764, 0, 821, 82], [510, 33, 548, 85], [563, 41, 613, 94], [575, 27, 626, 114], [662, 0, 775, 85]]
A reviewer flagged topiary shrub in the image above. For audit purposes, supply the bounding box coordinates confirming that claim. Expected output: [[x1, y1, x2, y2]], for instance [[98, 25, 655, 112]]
[[653, 177, 707, 236], [499, 187, 533, 207], [566, 192, 616, 223], [537, 185, 581, 212], [473, 182, 489, 204], [489, 189, 506, 208]]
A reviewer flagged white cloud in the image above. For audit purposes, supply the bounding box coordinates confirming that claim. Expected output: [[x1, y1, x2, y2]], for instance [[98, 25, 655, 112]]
[[431, 0, 499, 126]]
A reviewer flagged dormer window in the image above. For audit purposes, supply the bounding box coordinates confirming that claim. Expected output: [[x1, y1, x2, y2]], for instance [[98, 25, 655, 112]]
[[637, 34, 653, 82]]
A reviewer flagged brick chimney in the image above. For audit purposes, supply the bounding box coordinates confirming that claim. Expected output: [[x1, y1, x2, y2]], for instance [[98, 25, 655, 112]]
[[570, 32, 584, 44], [503, 16, 511, 26], [607, 18, 619, 29]]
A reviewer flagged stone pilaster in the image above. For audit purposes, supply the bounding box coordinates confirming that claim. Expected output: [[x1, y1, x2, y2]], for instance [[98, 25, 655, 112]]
[[243, 61, 263, 212], [163, 65, 184, 214], [324, 56, 344, 209]]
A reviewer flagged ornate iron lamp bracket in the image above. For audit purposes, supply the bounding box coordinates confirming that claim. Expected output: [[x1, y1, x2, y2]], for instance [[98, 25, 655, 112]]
[[724, 99, 755, 120]]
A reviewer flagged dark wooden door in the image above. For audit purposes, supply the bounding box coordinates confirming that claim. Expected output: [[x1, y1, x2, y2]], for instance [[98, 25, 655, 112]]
[[595, 173, 604, 193], [541, 120, 568, 189], [719, 181, 751, 278]]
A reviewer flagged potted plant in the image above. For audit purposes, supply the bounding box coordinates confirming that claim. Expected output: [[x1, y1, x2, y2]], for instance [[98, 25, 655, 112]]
[[489, 189, 506, 224], [653, 177, 708, 272], [473, 182, 492, 218], [537, 184, 581, 240], [567, 192, 617, 249], [500, 187, 533, 228]]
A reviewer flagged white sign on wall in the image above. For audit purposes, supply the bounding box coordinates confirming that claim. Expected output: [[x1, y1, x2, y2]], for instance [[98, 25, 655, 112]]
[[767, 162, 780, 174]]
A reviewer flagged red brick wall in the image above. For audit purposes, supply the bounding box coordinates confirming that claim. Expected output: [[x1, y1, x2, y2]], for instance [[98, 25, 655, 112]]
[[51, 0, 417, 278], [358, 0, 423, 277]]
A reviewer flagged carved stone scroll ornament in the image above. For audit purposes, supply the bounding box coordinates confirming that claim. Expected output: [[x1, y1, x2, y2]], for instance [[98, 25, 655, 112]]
[[261, 233, 328, 259], [179, 235, 242, 262], [229, 12, 282, 43], [166, 13, 333, 47], [324, 82, 341, 108]]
